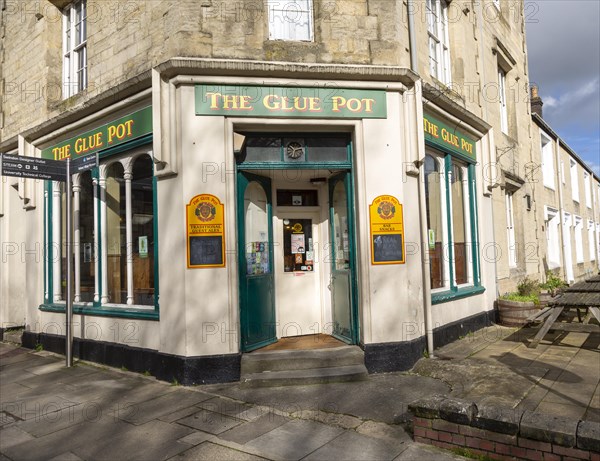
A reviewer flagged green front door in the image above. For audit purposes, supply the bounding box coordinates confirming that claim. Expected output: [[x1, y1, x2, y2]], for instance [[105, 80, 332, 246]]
[[237, 172, 276, 352], [328, 172, 358, 344]]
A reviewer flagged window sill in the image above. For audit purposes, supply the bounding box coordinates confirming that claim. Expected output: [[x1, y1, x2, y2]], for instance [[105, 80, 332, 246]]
[[432, 286, 485, 305], [39, 303, 159, 320]]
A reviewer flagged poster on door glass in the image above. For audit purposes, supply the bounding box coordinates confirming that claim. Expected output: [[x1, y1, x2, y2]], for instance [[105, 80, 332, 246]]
[[283, 219, 313, 272], [291, 234, 305, 254], [246, 241, 270, 275]]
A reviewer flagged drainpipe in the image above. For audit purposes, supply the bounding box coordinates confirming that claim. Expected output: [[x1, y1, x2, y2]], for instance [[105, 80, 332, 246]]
[[407, 0, 418, 71], [417, 159, 435, 357], [406, 0, 434, 357], [555, 138, 567, 280]]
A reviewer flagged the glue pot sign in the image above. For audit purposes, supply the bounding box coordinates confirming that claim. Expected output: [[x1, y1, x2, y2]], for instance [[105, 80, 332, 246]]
[[195, 85, 387, 119], [42, 106, 152, 161]]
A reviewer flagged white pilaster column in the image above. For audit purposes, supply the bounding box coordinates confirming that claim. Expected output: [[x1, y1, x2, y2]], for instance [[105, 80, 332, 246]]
[[99, 166, 109, 303], [93, 177, 100, 302], [72, 174, 81, 302], [124, 168, 134, 305]]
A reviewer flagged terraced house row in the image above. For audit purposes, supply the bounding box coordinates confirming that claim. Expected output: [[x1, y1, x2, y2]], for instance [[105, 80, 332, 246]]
[[1, 0, 599, 384]]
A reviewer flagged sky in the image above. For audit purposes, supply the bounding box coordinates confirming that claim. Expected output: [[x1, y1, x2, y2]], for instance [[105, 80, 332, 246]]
[[525, 0, 600, 176]]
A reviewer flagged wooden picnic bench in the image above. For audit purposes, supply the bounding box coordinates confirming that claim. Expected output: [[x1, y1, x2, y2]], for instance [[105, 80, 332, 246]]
[[526, 275, 600, 348]]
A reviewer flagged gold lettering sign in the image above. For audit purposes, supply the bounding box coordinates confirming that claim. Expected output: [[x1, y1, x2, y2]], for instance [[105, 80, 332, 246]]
[[369, 195, 405, 265], [186, 194, 225, 268]]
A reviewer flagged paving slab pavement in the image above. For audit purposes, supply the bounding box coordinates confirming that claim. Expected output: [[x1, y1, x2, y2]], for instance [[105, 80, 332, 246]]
[[412, 324, 600, 422], [0, 342, 466, 461], [2, 323, 597, 460]]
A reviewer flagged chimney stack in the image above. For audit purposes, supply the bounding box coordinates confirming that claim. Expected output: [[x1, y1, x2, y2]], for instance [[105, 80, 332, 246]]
[[530, 84, 543, 118]]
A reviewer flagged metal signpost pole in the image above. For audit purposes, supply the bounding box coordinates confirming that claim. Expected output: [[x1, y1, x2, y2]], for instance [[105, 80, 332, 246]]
[[66, 159, 73, 367]]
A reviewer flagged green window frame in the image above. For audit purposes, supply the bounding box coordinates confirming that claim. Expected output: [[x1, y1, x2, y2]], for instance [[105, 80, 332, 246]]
[[425, 144, 483, 304], [41, 135, 159, 320]]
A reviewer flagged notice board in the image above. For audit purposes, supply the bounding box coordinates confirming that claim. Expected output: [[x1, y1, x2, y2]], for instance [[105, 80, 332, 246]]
[[186, 194, 225, 268], [369, 195, 405, 265]]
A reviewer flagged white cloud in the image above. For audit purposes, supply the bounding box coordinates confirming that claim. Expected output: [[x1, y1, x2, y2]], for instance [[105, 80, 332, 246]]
[[543, 96, 558, 108], [542, 78, 599, 112]]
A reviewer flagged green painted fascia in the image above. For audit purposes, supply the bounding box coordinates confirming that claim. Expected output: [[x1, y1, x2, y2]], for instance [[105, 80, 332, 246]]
[[39, 303, 159, 320], [431, 286, 486, 305], [98, 133, 153, 159], [425, 140, 477, 165]]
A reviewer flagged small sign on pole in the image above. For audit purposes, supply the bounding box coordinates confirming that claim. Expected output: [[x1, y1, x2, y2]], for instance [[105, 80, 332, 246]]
[[1, 153, 66, 182]]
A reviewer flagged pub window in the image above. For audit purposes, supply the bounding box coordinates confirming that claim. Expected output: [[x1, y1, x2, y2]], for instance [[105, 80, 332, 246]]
[[267, 0, 314, 42], [425, 155, 446, 289], [63, 0, 87, 98], [424, 151, 479, 296], [51, 150, 156, 309]]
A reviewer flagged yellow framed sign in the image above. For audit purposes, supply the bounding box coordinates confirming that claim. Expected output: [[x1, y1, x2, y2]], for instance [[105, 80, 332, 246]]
[[369, 195, 405, 265], [186, 194, 225, 268]]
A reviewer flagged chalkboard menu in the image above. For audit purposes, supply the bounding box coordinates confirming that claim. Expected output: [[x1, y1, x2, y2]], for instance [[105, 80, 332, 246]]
[[373, 234, 403, 263], [369, 195, 405, 265], [186, 194, 226, 268], [189, 236, 223, 266]]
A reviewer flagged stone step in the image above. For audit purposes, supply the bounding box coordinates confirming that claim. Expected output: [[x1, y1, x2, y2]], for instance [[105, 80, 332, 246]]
[[241, 364, 369, 387], [241, 345, 364, 374], [2, 329, 23, 345]]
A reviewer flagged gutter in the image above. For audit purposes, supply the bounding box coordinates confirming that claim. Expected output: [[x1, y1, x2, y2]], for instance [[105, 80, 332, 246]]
[[406, 0, 434, 357]]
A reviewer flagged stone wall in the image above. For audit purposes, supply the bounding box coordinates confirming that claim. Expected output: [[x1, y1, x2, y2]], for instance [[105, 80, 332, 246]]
[[0, 0, 411, 145]]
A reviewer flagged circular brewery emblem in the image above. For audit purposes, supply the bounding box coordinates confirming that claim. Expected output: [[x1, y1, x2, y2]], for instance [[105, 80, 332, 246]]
[[195, 202, 216, 222], [286, 141, 304, 159], [377, 201, 396, 220], [292, 222, 303, 233]]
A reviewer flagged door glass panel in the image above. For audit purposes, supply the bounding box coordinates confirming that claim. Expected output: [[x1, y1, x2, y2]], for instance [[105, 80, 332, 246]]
[[332, 181, 350, 270], [244, 182, 270, 275], [283, 219, 313, 272]]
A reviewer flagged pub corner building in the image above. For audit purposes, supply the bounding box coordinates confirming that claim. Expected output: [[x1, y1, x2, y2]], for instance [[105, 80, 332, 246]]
[[1, 62, 497, 384]]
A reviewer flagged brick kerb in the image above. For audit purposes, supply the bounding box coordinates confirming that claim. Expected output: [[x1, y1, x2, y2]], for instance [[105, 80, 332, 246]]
[[408, 395, 599, 459]]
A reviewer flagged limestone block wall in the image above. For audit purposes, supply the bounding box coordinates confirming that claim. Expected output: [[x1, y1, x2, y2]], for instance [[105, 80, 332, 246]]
[[0, 0, 411, 145]]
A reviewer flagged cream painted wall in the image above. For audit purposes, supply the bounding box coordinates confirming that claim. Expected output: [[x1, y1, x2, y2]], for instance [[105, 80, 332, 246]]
[[176, 85, 235, 357], [358, 91, 425, 345]]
